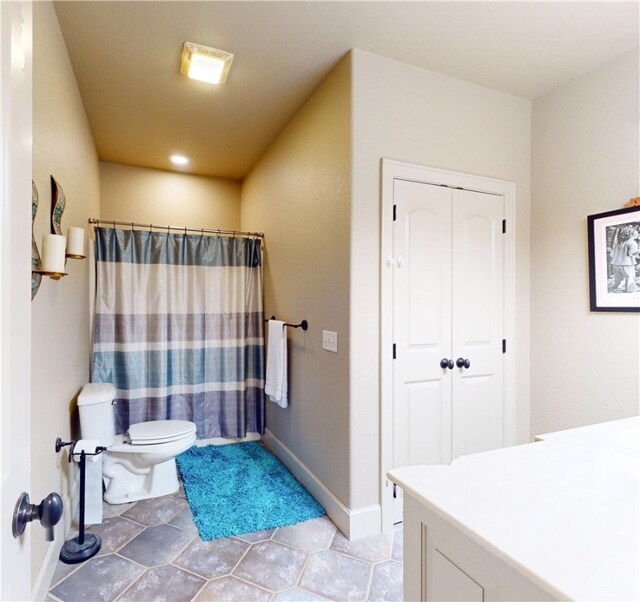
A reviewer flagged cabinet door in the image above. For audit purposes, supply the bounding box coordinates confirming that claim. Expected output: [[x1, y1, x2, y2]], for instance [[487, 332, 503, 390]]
[[451, 189, 505, 459], [428, 549, 484, 602], [393, 179, 453, 473]]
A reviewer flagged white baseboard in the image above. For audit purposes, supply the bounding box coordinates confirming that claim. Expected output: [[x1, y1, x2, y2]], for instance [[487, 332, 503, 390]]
[[32, 473, 80, 600], [262, 429, 381, 540], [32, 491, 75, 601], [349, 503, 384, 539]]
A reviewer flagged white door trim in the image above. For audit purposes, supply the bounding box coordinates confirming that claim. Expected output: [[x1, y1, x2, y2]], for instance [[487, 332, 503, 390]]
[[380, 159, 516, 531], [1, 1, 33, 598]]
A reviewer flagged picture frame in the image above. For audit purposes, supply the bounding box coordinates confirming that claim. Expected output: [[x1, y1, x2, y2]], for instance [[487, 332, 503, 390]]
[[587, 206, 640, 312]]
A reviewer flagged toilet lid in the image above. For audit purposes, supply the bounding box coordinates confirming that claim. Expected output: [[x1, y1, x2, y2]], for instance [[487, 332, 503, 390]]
[[127, 420, 196, 445]]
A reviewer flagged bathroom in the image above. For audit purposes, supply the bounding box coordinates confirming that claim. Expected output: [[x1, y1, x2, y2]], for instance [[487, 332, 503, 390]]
[[2, 1, 639, 600]]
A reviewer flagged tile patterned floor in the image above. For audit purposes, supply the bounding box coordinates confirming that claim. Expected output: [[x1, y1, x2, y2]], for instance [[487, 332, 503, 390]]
[[47, 486, 403, 602]]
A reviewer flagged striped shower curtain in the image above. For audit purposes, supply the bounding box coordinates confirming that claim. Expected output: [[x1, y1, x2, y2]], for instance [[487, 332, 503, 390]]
[[91, 227, 265, 438]]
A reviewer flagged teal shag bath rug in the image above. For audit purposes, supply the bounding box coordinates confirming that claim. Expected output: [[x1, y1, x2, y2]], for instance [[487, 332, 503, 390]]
[[176, 442, 325, 540]]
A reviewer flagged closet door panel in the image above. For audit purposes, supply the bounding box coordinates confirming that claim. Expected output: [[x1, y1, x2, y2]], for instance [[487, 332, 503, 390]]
[[452, 189, 505, 460], [393, 381, 452, 468], [408, 209, 444, 346], [452, 374, 504, 459], [393, 179, 452, 471]]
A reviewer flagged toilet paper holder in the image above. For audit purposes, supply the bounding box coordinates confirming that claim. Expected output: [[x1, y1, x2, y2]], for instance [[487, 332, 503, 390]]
[[55, 437, 107, 460], [55, 437, 107, 564]]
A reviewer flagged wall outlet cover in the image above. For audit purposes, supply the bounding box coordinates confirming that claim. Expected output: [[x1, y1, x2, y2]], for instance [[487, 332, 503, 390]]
[[322, 330, 338, 353]]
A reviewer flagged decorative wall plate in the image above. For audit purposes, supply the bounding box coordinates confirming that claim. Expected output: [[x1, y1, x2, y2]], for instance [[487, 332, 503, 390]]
[[50, 176, 66, 235], [31, 180, 42, 300]]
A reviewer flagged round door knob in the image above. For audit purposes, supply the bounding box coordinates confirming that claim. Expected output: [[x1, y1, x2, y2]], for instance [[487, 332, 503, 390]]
[[12, 491, 63, 541], [440, 358, 454, 370], [456, 357, 471, 369]]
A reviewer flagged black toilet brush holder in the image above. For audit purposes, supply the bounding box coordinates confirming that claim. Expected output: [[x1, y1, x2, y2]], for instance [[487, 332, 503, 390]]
[[56, 439, 106, 564]]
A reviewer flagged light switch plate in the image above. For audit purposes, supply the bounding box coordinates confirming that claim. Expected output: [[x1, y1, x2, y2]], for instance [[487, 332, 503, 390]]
[[322, 330, 338, 353]]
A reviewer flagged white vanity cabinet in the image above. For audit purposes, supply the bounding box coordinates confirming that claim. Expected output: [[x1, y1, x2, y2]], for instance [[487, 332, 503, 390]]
[[401, 493, 555, 601], [428, 548, 484, 602], [389, 417, 640, 602]]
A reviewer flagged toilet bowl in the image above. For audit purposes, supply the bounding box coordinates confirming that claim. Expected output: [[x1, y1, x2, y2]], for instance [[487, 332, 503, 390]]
[[78, 383, 197, 504]]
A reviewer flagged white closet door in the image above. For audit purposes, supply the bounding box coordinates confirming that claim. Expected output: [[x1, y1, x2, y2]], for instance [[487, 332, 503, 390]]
[[381, 159, 515, 531], [393, 179, 452, 473], [451, 189, 505, 459]]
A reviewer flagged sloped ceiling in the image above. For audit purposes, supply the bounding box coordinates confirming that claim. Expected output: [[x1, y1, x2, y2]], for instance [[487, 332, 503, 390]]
[[54, 1, 639, 179]]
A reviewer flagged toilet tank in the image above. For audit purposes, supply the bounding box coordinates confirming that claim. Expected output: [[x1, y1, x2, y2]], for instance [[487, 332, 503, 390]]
[[77, 383, 117, 446]]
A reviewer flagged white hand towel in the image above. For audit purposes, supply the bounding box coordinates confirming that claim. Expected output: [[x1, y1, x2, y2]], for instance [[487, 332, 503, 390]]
[[265, 320, 288, 408]]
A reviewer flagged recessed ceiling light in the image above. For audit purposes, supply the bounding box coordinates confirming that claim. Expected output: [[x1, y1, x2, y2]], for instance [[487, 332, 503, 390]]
[[170, 154, 189, 165], [180, 41, 233, 85]]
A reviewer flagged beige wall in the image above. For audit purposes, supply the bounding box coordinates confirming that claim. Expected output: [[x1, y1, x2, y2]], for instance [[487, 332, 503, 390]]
[[241, 55, 352, 506], [531, 50, 640, 436], [99, 162, 241, 229], [351, 49, 533, 509], [32, 0, 100, 587], [243, 49, 532, 515]]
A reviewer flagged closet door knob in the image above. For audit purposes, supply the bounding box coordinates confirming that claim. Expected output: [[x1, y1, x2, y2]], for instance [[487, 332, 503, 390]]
[[456, 357, 471, 369], [440, 358, 454, 370]]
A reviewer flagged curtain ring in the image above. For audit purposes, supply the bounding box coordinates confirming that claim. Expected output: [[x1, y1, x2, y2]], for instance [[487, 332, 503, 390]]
[[217, 229, 221, 238], [130, 222, 134, 231], [112, 220, 116, 230], [185, 226, 188, 236], [201, 228, 204, 238]]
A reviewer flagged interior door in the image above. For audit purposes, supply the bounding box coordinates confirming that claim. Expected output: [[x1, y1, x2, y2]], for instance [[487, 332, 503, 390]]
[[1, 3, 33, 599], [392, 179, 505, 522], [392, 179, 452, 521], [451, 189, 505, 459], [393, 179, 453, 468]]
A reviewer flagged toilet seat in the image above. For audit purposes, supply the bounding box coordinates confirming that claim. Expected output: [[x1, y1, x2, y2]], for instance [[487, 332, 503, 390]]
[[127, 420, 196, 445]]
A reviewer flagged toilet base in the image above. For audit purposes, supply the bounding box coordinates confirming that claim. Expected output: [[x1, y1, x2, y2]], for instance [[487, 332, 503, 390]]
[[103, 457, 180, 505]]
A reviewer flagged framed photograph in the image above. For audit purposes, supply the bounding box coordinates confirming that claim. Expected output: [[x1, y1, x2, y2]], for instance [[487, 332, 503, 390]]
[[588, 206, 640, 312]]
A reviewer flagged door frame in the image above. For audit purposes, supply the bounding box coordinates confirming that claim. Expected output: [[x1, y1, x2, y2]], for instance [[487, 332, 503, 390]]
[[380, 159, 516, 531], [1, 1, 33, 599]]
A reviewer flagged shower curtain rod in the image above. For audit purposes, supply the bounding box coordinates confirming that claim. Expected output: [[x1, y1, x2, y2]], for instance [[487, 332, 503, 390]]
[[88, 218, 264, 239]]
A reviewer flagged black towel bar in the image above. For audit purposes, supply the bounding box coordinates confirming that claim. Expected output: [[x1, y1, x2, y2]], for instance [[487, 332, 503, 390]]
[[265, 316, 308, 331]]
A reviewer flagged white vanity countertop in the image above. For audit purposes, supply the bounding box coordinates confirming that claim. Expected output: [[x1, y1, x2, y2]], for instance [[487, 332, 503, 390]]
[[536, 415, 640, 447], [388, 416, 640, 601]]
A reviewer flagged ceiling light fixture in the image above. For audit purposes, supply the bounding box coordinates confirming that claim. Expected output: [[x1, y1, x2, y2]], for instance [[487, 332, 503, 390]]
[[180, 41, 233, 85], [170, 154, 189, 166]]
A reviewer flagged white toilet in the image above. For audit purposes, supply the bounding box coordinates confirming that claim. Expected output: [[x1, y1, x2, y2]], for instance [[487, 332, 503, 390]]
[[77, 383, 197, 504]]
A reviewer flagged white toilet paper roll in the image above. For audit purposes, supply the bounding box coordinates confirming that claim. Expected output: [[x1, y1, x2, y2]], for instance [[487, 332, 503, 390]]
[[73, 439, 103, 525], [72, 439, 101, 462]]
